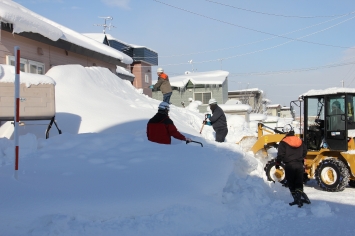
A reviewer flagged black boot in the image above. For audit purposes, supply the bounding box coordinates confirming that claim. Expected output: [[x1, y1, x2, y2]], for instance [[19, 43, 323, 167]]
[[289, 191, 303, 207], [289, 192, 298, 206], [298, 189, 311, 204], [294, 191, 303, 208]]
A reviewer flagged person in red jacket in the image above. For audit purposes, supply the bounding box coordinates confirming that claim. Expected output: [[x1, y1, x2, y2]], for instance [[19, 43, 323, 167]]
[[147, 102, 191, 144]]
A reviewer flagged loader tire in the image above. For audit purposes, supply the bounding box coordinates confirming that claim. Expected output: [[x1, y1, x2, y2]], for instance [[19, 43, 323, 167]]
[[315, 158, 349, 192], [264, 159, 287, 186]]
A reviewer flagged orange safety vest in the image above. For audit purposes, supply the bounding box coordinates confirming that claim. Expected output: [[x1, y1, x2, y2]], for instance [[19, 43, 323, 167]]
[[159, 73, 168, 80]]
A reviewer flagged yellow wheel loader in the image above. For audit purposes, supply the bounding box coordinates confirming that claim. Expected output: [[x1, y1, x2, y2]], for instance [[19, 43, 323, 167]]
[[250, 88, 355, 192]]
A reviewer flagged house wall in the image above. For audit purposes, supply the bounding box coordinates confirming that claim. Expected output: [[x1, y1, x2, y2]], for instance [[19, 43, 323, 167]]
[[0, 30, 125, 74], [132, 61, 152, 97], [152, 82, 227, 113], [228, 91, 262, 111], [280, 109, 292, 118], [267, 108, 280, 116]]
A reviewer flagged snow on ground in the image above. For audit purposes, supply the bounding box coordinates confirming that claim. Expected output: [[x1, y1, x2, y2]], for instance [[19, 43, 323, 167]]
[[1, 65, 355, 235]]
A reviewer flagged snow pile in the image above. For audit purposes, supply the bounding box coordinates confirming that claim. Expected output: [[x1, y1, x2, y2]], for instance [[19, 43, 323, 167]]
[[0, 64, 55, 87], [116, 65, 135, 77], [185, 100, 202, 112], [153, 70, 229, 88], [1, 65, 355, 235]]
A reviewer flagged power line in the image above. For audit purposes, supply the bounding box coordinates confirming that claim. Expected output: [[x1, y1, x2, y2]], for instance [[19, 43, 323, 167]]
[[152, 0, 355, 50], [155, 14, 355, 67], [228, 61, 355, 77], [145, 12, 355, 59], [205, 0, 355, 18]]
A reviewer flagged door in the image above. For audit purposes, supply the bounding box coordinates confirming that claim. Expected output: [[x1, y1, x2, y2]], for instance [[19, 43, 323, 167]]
[[325, 95, 347, 151]]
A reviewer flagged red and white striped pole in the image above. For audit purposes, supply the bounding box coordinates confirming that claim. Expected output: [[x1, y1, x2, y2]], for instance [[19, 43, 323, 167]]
[[14, 46, 20, 178]]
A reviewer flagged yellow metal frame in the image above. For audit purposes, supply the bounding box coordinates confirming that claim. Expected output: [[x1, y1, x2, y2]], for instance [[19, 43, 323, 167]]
[[249, 123, 355, 180]]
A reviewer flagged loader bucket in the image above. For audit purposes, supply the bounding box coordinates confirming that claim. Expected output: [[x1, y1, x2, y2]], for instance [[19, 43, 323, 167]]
[[236, 136, 258, 152]]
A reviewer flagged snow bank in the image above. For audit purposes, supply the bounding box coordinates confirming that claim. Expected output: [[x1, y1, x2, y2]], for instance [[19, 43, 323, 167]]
[[1, 65, 355, 235], [0, 64, 55, 87]]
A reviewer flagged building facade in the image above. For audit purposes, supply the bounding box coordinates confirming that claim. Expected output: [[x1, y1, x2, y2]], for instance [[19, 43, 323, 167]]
[[266, 104, 282, 116], [152, 70, 229, 112], [228, 88, 263, 113], [85, 33, 159, 96]]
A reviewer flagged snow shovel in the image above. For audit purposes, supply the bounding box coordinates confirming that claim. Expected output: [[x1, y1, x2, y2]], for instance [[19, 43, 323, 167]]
[[186, 140, 203, 147], [199, 114, 208, 134]]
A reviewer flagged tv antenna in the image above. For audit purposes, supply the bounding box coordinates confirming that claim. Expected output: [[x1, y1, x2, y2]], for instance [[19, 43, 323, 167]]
[[93, 16, 116, 34]]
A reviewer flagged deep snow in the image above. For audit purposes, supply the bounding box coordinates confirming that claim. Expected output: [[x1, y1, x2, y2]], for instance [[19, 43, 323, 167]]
[[1, 65, 355, 236]]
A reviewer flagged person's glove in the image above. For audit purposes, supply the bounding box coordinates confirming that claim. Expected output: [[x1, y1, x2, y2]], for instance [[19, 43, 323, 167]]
[[206, 121, 211, 126], [149, 85, 154, 89], [206, 114, 211, 119]]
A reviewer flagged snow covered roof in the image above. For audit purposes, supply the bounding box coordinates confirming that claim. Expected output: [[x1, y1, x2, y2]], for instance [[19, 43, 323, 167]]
[[300, 87, 355, 97], [229, 88, 263, 93], [85, 33, 158, 54], [153, 70, 229, 88], [0, 0, 133, 64], [249, 113, 266, 121], [106, 34, 130, 46], [225, 99, 242, 105], [281, 106, 290, 110], [116, 66, 134, 77], [82, 33, 107, 44], [219, 104, 252, 112], [267, 104, 281, 109], [262, 98, 272, 104], [0, 64, 55, 87]]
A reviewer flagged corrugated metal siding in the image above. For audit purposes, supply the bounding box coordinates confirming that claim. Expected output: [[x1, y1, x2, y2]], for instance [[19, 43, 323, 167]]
[[108, 40, 133, 57], [133, 48, 158, 66]]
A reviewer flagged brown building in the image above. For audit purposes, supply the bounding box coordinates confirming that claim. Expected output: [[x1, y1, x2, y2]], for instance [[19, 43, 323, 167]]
[[84, 33, 158, 97], [0, 1, 133, 78]]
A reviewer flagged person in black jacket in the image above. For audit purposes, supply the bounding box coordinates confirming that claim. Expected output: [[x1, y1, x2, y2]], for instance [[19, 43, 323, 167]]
[[204, 98, 228, 142], [276, 125, 310, 208]]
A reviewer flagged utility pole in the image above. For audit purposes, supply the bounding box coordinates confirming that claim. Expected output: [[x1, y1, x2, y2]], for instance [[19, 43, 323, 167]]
[[341, 80, 344, 87], [188, 60, 194, 72], [218, 59, 223, 69]]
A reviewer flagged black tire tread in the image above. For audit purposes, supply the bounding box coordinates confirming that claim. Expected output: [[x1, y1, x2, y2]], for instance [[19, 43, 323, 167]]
[[315, 158, 349, 192], [264, 159, 287, 186]]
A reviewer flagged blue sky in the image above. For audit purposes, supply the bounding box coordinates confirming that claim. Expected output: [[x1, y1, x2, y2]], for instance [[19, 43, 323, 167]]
[[16, 0, 355, 105]]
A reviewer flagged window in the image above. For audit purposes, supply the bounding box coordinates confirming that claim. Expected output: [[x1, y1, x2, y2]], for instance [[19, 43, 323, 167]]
[[6, 56, 45, 75], [194, 92, 212, 104], [145, 73, 149, 83], [326, 96, 345, 131]]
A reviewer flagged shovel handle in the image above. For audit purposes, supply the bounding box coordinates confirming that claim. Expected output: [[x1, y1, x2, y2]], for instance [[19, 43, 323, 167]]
[[199, 115, 208, 134], [186, 140, 203, 147]]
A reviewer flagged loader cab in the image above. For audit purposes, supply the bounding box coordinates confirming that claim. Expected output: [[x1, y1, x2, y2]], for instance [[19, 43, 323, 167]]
[[303, 92, 355, 151]]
